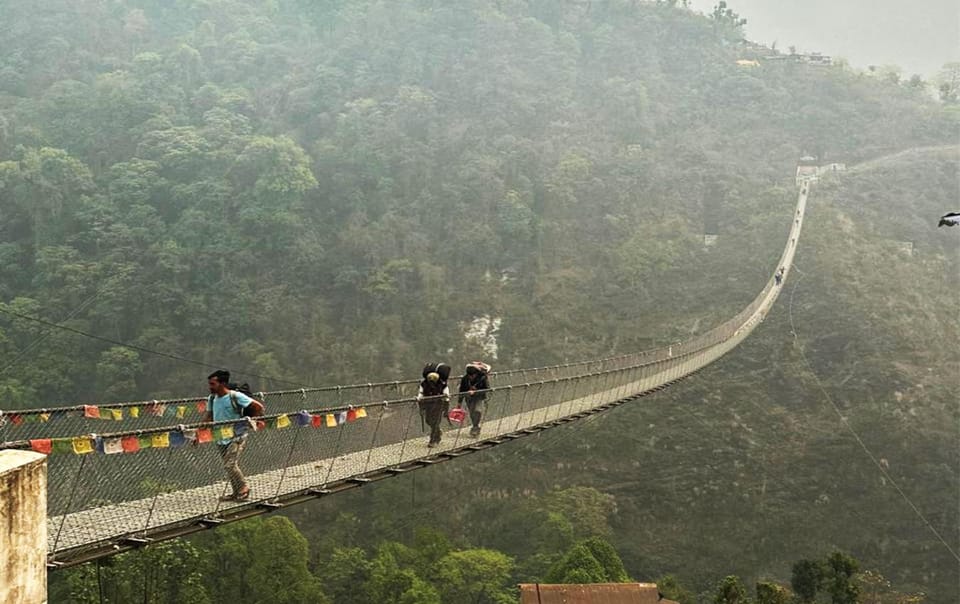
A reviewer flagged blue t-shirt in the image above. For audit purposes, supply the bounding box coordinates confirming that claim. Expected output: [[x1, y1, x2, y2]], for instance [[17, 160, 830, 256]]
[[211, 390, 253, 444]]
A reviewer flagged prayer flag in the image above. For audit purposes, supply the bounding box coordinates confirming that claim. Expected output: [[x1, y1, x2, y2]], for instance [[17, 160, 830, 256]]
[[163, 405, 177, 418], [347, 409, 357, 422], [218, 425, 234, 441], [83, 405, 100, 419], [336, 411, 347, 425], [325, 414, 337, 428], [9, 414, 23, 425], [296, 411, 312, 427], [169, 431, 187, 448], [72, 437, 94, 455], [137, 435, 153, 450], [197, 428, 213, 444], [275, 414, 291, 429], [151, 432, 170, 448], [129, 407, 140, 418], [121, 435, 140, 453], [39, 413, 51, 422], [356, 408, 368, 419], [311, 415, 323, 428], [176, 406, 187, 419], [30, 439, 52, 455], [52, 439, 73, 455], [196, 401, 207, 414], [110, 408, 123, 421], [102, 437, 123, 455]]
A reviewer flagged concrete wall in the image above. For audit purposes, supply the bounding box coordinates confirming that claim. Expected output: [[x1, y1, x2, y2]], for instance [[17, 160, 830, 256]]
[[0, 450, 47, 604]]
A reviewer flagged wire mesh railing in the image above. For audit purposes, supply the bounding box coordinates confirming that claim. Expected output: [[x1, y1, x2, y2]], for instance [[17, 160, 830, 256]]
[[3, 186, 807, 567], [0, 353, 671, 440]]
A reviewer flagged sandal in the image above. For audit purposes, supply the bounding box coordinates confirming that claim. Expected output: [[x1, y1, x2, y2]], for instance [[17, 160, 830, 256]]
[[219, 489, 251, 502]]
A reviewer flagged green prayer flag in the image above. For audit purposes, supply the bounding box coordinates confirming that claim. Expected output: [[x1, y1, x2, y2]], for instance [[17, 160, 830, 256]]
[[52, 439, 74, 455]]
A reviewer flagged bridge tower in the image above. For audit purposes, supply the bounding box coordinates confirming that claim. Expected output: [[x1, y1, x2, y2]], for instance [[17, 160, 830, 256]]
[[0, 450, 47, 604]]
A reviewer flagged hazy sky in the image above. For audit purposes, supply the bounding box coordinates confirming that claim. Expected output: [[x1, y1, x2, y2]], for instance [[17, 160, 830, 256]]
[[710, 0, 959, 77]]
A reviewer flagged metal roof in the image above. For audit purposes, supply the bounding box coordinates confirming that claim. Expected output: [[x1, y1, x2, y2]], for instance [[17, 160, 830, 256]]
[[518, 583, 678, 604]]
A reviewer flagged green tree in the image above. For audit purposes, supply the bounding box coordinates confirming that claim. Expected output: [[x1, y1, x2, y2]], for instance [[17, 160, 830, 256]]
[[545, 543, 609, 584], [366, 543, 441, 604], [791, 559, 826, 603], [657, 575, 697, 604], [825, 551, 860, 604], [204, 517, 328, 604], [714, 575, 750, 604], [52, 541, 211, 603], [431, 549, 515, 604], [755, 581, 790, 604]]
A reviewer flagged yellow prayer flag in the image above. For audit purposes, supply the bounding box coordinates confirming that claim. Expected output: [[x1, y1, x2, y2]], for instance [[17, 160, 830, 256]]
[[130, 407, 140, 418], [356, 408, 368, 419], [276, 414, 291, 429], [220, 425, 234, 440], [72, 437, 94, 455], [39, 413, 51, 422], [325, 414, 337, 428], [176, 405, 187, 419], [151, 432, 170, 448], [110, 408, 123, 421]]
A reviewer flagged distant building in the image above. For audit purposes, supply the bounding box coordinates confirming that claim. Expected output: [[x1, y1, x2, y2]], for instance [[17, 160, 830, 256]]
[[519, 583, 678, 604], [804, 52, 833, 66], [819, 162, 846, 174], [892, 240, 915, 256], [797, 156, 846, 187], [736, 59, 760, 68]]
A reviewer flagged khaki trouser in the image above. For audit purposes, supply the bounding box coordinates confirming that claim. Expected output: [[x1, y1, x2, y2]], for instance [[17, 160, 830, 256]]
[[218, 437, 247, 494]]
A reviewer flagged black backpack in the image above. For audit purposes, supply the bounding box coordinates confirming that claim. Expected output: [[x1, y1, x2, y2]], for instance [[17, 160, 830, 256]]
[[210, 382, 264, 417], [422, 362, 451, 382]]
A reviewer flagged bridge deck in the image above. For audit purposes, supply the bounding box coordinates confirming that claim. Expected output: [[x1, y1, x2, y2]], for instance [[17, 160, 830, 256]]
[[48, 372, 656, 558]]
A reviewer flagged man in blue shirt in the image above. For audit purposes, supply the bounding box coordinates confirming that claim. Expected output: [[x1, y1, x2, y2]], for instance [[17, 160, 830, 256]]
[[204, 370, 260, 501]]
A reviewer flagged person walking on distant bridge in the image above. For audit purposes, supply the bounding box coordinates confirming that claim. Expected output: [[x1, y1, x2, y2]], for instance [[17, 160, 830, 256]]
[[458, 362, 490, 438], [418, 363, 451, 448], [204, 370, 263, 501]]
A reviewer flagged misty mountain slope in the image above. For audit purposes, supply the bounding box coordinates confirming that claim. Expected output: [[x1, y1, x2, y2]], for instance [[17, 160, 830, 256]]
[[0, 0, 954, 406], [438, 149, 960, 598]]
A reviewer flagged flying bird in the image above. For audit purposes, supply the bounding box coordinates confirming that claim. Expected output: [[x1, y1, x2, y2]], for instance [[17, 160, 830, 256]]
[[938, 212, 960, 227]]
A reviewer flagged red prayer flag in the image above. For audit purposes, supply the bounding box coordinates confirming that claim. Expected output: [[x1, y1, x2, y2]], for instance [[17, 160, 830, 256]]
[[9, 414, 23, 426], [30, 439, 52, 454], [311, 414, 323, 428], [347, 409, 358, 422], [255, 420, 266, 432], [83, 405, 100, 419], [196, 428, 213, 443], [196, 401, 207, 414], [121, 435, 140, 453]]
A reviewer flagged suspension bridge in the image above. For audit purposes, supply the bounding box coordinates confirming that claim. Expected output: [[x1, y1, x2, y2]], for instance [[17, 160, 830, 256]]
[[1, 187, 808, 569]]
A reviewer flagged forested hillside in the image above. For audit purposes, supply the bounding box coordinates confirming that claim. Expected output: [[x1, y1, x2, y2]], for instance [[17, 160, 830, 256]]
[[1, 0, 951, 405], [1, 0, 957, 602]]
